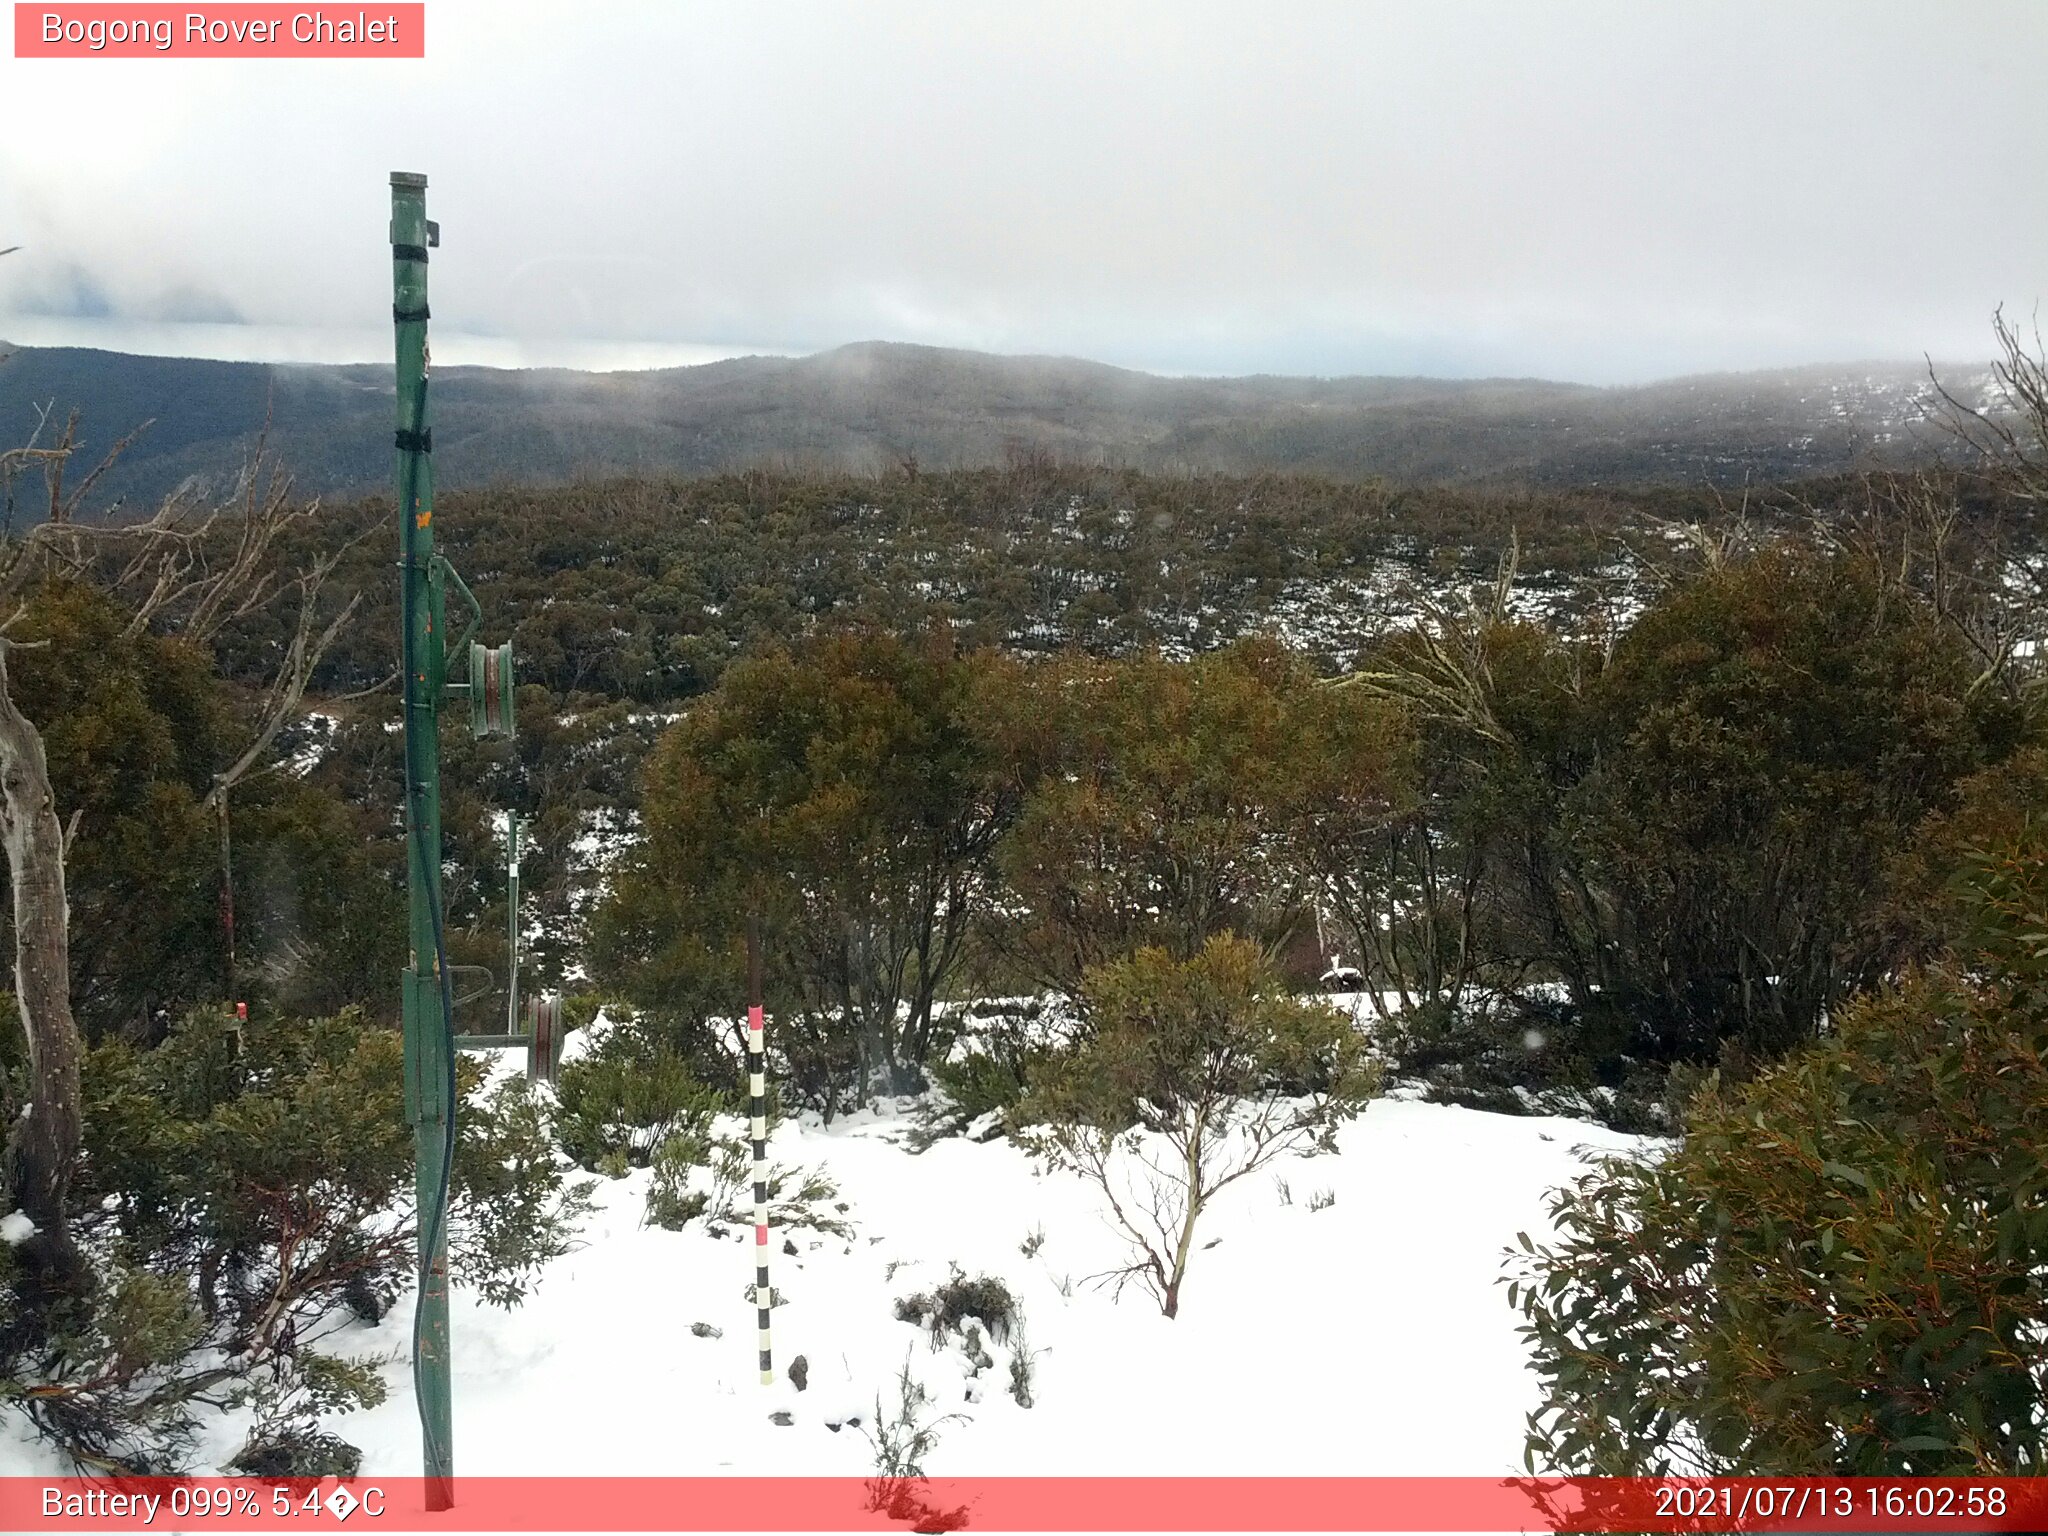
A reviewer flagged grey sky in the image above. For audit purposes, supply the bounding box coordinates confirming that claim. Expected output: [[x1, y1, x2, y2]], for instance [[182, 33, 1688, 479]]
[[2, 0, 2044, 382]]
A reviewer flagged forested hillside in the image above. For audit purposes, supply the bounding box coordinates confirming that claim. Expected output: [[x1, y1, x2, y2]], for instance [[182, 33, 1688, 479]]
[[0, 339, 1988, 510]]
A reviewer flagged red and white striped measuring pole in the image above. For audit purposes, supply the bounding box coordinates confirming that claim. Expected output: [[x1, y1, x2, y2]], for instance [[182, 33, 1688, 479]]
[[746, 920, 772, 1386]]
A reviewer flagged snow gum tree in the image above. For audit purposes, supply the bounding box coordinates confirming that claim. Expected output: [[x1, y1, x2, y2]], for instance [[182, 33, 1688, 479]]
[[1019, 934, 1378, 1318], [600, 627, 1018, 1112], [1512, 835, 2048, 1477], [986, 637, 1409, 998]]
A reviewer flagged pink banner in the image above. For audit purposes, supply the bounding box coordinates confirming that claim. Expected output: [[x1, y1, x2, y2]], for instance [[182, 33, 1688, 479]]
[[3, 1476, 2043, 1532], [14, 5, 424, 57]]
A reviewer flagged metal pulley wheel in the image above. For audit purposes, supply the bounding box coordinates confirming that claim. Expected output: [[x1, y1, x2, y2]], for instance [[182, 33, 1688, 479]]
[[469, 640, 515, 738], [526, 991, 563, 1085]]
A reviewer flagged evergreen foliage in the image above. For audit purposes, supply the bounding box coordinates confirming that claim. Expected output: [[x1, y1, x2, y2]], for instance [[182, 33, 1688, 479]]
[[927, 1026, 1059, 1130], [987, 637, 1408, 995], [1019, 935, 1378, 1316], [0, 581, 405, 1044], [642, 1123, 850, 1240], [1512, 834, 2048, 1475], [4, 1007, 589, 1471], [893, 1268, 1019, 1348], [553, 1016, 728, 1171], [1354, 540, 2026, 1084], [600, 629, 1013, 1110], [1, 421, 2039, 1467], [264, 464, 1845, 703]]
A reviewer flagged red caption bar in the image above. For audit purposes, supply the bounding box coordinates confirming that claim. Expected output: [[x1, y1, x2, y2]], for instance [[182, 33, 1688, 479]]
[[14, 4, 423, 57], [3, 1477, 2046, 1532]]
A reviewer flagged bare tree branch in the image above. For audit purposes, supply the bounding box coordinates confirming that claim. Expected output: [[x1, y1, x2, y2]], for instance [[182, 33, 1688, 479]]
[[0, 409, 366, 1286], [1929, 306, 2048, 505]]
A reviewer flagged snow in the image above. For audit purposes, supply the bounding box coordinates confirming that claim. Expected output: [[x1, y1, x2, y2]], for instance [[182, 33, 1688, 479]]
[[0, 1211, 35, 1245], [283, 709, 341, 777], [0, 1092, 1641, 1481]]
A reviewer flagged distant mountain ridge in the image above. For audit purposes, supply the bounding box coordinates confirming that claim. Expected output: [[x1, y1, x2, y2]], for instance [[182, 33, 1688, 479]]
[[0, 337, 1980, 509]]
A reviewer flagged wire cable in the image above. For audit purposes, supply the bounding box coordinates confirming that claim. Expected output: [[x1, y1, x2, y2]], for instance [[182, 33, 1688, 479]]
[[398, 370, 459, 1480]]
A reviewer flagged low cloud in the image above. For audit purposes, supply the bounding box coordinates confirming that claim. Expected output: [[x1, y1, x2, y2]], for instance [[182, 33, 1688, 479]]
[[1, 1, 2043, 383]]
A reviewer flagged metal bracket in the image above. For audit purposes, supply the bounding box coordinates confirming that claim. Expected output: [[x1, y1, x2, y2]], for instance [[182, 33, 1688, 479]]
[[437, 555, 484, 663]]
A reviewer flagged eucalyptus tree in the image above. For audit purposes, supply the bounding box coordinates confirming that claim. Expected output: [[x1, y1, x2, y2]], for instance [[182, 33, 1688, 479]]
[[0, 415, 354, 1306]]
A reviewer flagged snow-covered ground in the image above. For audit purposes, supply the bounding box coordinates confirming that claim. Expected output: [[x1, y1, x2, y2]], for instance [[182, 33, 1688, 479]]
[[0, 1083, 1645, 1482]]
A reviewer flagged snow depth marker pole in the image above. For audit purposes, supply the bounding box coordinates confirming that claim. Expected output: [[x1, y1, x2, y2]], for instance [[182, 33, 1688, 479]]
[[747, 917, 773, 1385]]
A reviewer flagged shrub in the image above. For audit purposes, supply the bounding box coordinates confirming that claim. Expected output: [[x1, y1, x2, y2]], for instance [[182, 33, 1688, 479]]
[[859, 1359, 969, 1528], [1006, 1318, 1038, 1409], [769, 1016, 865, 1123], [603, 632, 1012, 1107], [554, 1018, 726, 1170], [1019, 934, 1377, 1317], [1879, 743, 2048, 966], [930, 1042, 1043, 1123], [894, 1266, 1018, 1347], [916, 999, 1068, 1146], [1511, 838, 2048, 1475], [1377, 995, 1677, 1133], [1375, 998, 1572, 1113], [752, 1164, 855, 1240], [1358, 542, 2025, 1073], [645, 1125, 854, 1241], [987, 640, 1407, 999], [230, 1425, 363, 1481], [227, 1355, 386, 1480], [8, 1006, 589, 1473], [644, 1129, 747, 1232], [455, 1075, 599, 1308]]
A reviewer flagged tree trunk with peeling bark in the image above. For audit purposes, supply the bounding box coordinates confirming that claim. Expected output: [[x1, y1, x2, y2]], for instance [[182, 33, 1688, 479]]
[[0, 642, 83, 1296]]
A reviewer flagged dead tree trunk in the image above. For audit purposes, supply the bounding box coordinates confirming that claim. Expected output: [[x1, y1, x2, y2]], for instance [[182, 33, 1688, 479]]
[[201, 580, 363, 1008], [0, 639, 83, 1292], [218, 794, 236, 999]]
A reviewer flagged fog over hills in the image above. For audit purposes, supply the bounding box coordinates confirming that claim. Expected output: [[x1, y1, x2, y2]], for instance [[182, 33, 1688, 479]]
[[0, 337, 1984, 509]]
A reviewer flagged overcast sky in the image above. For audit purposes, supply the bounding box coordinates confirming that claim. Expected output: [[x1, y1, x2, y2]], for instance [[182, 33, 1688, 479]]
[[2, 1, 2044, 382]]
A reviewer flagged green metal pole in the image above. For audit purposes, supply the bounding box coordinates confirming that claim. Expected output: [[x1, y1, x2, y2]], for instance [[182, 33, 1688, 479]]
[[391, 169, 455, 1511]]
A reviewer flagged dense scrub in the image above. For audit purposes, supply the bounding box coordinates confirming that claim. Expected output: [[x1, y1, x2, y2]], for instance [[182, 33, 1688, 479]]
[[1355, 541, 2026, 1079], [591, 503, 2037, 1125], [7, 1008, 588, 1472], [3, 441, 2040, 1465], [1513, 836, 2048, 1475], [266, 465, 1858, 702]]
